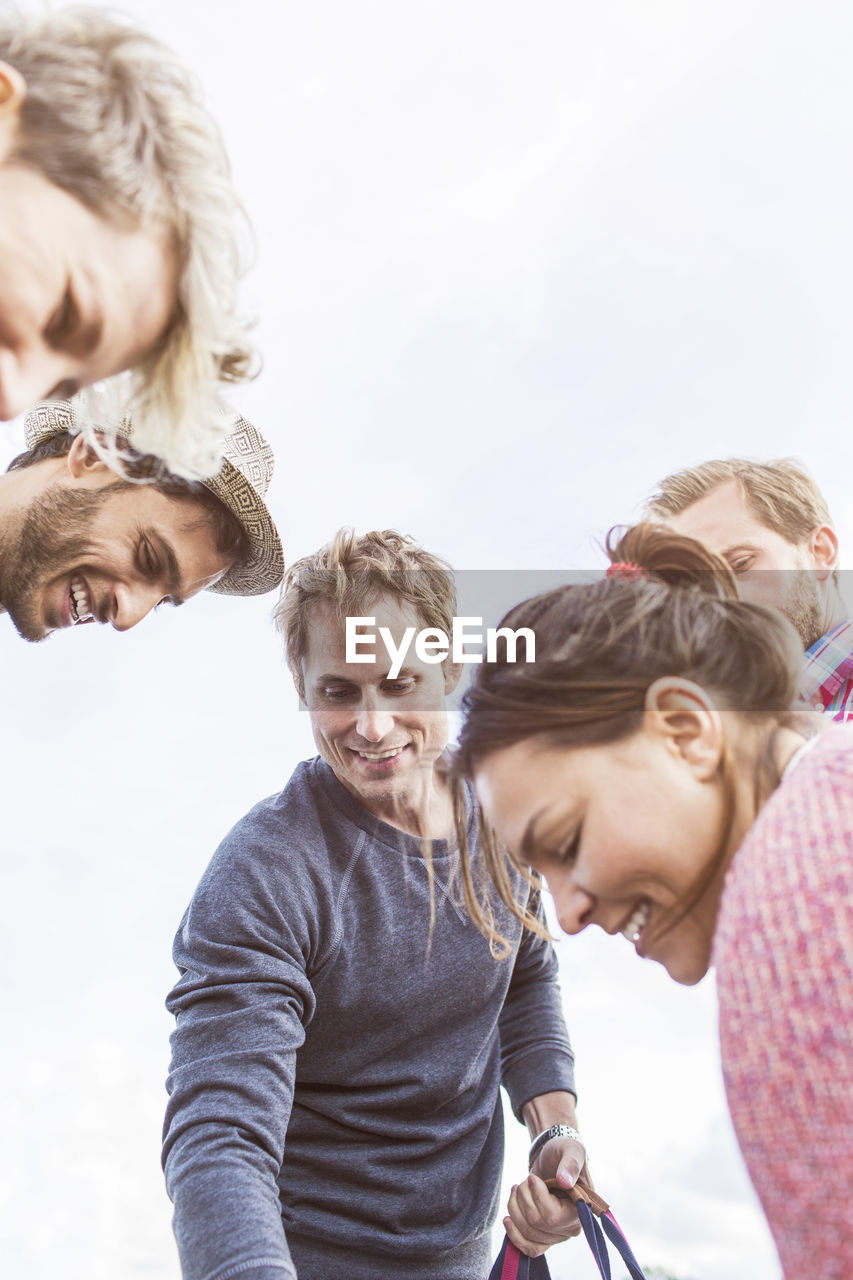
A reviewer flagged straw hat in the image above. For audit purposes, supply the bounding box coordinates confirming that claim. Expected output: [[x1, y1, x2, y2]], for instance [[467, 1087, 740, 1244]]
[[23, 400, 285, 597]]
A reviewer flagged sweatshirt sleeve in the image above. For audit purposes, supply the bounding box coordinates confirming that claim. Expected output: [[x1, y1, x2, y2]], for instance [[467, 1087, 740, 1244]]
[[498, 889, 576, 1120], [162, 817, 317, 1280]]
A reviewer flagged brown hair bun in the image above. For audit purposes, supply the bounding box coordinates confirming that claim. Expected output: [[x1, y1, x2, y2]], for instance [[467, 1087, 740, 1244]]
[[606, 523, 738, 599]]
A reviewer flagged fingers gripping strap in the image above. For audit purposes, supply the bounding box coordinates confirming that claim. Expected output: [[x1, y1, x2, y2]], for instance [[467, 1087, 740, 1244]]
[[488, 1193, 642, 1280], [544, 1177, 610, 1216]]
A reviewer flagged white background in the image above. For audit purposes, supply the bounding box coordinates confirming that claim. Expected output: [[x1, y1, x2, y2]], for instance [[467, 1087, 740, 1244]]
[[3, 2, 853, 1277]]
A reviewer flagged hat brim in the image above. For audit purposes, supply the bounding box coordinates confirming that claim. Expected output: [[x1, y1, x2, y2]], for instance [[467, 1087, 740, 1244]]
[[203, 458, 285, 596]]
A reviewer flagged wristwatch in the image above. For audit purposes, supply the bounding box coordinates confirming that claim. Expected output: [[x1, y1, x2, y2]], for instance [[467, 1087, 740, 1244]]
[[528, 1124, 584, 1169]]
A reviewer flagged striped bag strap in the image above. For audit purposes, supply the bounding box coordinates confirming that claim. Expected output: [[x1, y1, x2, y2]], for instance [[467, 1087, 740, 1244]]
[[487, 1235, 551, 1280]]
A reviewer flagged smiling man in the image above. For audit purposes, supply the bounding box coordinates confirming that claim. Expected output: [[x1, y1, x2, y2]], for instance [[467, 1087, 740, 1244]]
[[162, 528, 585, 1280], [645, 457, 853, 722], [0, 399, 284, 641]]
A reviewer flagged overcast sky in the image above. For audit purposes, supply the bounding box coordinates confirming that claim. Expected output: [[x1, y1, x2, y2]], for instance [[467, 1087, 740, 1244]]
[[3, 2, 852, 1278]]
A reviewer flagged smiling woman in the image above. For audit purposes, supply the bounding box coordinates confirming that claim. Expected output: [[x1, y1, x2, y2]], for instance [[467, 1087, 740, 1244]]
[[451, 523, 853, 1278], [0, 6, 254, 478]]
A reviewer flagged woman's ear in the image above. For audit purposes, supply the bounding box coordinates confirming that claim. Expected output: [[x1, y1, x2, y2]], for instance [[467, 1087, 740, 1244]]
[[643, 676, 724, 781]]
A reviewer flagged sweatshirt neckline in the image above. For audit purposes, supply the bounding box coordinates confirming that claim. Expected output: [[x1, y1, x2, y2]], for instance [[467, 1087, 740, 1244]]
[[311, 757, 474, 860]]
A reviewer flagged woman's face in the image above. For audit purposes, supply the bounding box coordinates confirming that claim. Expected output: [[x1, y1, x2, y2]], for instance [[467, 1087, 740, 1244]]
[[474, 702, 734, 985], [0, 162, 177, 420]]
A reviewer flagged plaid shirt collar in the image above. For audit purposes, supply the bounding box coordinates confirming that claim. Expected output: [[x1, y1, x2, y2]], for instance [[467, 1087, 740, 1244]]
[[799, 618, 853, 713]]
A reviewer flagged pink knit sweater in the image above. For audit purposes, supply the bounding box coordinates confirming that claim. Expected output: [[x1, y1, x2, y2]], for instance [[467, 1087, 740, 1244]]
[[714, 728, 853, 1277]]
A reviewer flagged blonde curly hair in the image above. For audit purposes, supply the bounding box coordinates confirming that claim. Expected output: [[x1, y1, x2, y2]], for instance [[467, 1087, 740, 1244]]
[[1, 5, 256, 478]]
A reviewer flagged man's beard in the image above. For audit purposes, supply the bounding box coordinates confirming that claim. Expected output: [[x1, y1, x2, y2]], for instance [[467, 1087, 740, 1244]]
[[780, 570, 826, 650], [0, 485, 119, 642]]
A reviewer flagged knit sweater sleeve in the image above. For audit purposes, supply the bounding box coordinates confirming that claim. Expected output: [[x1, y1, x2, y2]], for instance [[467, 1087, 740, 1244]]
[[714, 730, 853, 1278], [162, 797, 321, 1280], [498, 889, 576, 1120]]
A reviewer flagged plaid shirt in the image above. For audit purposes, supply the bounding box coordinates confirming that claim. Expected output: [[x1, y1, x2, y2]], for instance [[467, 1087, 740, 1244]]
[[799, 619, 853, 723]]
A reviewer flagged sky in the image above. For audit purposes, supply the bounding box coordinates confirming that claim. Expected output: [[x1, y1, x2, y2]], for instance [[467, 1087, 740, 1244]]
[[3, 1, 852, 1277]]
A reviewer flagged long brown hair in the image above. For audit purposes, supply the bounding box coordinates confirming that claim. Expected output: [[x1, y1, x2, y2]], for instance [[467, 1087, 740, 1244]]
[[451, 523, 804, 955]]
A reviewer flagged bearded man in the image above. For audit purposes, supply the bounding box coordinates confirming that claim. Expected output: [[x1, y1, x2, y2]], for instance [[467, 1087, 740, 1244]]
[[0, 398, 284, 641]]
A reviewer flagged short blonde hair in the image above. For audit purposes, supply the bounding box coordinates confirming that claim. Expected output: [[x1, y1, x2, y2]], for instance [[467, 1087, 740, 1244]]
[[646, 457, 834, 544], [275, 528, 457, 693], [1, 5, 255, 478]]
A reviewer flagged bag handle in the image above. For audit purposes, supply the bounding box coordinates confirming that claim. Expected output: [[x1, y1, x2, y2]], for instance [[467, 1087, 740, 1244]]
[[487, 1181, 644, 1280], [487, 1235, 551, 1280], [543, 1177, 610, 1215], [575, 1201, 645, 1280]]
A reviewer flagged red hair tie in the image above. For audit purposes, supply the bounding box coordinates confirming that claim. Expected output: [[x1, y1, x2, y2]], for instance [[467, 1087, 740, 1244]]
[[606, 561, 647, 581]]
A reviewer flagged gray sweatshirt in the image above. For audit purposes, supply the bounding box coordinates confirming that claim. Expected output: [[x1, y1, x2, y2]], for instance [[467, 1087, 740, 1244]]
[[163, 758, 576, 1280]]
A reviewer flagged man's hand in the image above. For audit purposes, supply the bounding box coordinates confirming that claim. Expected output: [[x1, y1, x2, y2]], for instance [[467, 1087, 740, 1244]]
[[504, 1134, 589, 1257]]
